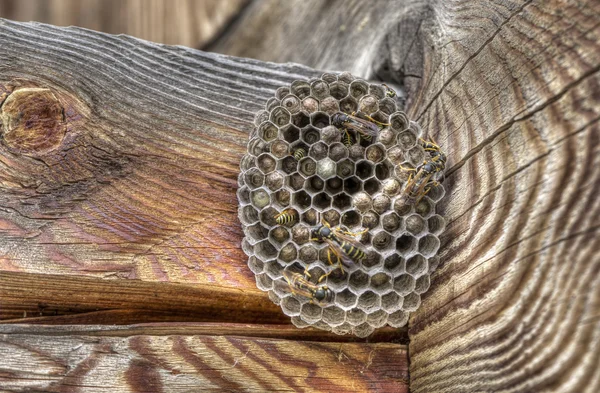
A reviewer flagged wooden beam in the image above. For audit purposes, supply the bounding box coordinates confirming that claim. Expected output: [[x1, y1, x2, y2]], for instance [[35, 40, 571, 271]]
[[0, 324, 409, 392]]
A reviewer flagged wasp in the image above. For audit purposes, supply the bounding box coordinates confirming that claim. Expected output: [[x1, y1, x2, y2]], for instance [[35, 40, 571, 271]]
[[275, 208, 298, 226], [421, 138, 446, 171], [342, 129, 354, 147], [382, 83, 397, 98], [331, 111, 389, 142], [311, 220, 367, 281], [282, 270, 333, 304], [293, 147, 306, 161]]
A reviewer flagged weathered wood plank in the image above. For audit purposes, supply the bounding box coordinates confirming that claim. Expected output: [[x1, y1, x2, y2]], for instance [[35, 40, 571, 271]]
[[0, 324, 409, 392], [0, 19, 321, 322]]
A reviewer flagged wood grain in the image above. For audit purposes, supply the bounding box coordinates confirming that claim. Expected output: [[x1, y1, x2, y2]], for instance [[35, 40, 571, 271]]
[[0, 19, 320, 323], [405, 0, 600, 392], [0, 0, 249, 47], [0, 324, 409, 392]]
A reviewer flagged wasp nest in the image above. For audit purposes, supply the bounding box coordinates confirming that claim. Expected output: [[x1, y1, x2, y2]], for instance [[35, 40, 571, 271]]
[[238, 72, 446, 337]]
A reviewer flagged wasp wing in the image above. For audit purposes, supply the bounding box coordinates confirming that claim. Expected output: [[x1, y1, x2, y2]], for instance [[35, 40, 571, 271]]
[[324, 237, 356, 267], [345, 116, 380, 137]]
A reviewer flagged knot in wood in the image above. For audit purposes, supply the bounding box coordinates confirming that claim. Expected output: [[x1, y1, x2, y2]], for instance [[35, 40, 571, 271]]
[[0, 87, 65, 155]]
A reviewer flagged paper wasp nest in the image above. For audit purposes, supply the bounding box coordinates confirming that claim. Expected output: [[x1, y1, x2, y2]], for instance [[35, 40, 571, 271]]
[[238, 72, 446, 337]]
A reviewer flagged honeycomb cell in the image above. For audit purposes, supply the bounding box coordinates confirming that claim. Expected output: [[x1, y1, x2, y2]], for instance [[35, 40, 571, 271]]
[[387, 310, 409, 328], [291, 225, 310, 245], [280, 156, 298, 175], [362, 210, 379, 229], [415, 197, 434, 217], [255, 240, 278, 260], [291, 80, 311, 99], [403, 292, 421, 312], [381, 292, 403, 313], [346, 309, 367, 326], [397, 130, 418, 151], [299, 127, 319, 146], [396, 235, 416, 254], [280, 124, 300, 143], [367, 310, 388, 328], [266, 97, 280, 112], [406, 214, 426, 235], [375, 162, 392, 181], [287, 172, 304, 190], [366, 144, 385, 163], [322, 306, 345, 326], [349, 80, 369, 99], [372, 231, 393, 251], [336, 159, 355, 179], [372, 194, 391, 214], [273, 188, 291, 208], [332, 192, 352, 211], [299, 158, 317, 178], [269, 226, 290, 246], [270, 140, 289, 159], [330, 82, 349, 100], [240, 154, 256, 171], [309, 142, 328, 161], [382, 178, 402, 196], [419, 235, 440, 258], [357, 291, 380, 312], [254, 110, 269, 127], [353, 323, 375, 338], [368, 84, 386, 99], [270, 107, 291, 127], [393, 197, 412, 216], [336, 288, 358, 309], [291, 316, 310, 328], [310, 80, 330, 100], [299, 245, 318, 263], [322, 209, 340, 227], [356, 160, 373, 179], [281, 296, 301, 316], [256, 272, 273, 291], [316, 158, 336, 180], [338, 72, 355, 84], [301, 303, 323, 323], [305, 176, 324, 195], [281, 94, 301, 114], [384, 254, 404, 275], [406, 254, 428, 277], [341, 210, 361, 228], [348, 144, 365, 161], [428, 215, 446, 235], [248, 255, 264, 274], [264, 260, 285, 279], [321, 72, 337, 83], [242, 238, 254, 256], [386, 146, 404, 166], [257, 153, 276, 174], [427, 183, 446, 202], [378, 128, 395, 147], [260, 207, 279, 227], [293, 190, 312, 210], [348, 270, 369, 293], [393, 274, 415, 295], [407, 146, 426, 166], [415, 275, 431, 294], [278, 243, 298, 263], [358, 95, 378, 114], [313, 192, 332, 210], [328, 143, 348, 162], [339, 96, 358, 113], [265, 172, 284, 191], [275, 86, 290, 100], [292, 112, 311, 128], [321, 125, 342, 144], [311, 112, 330, 129], [245, 168, 265, 190], [239, 205, 259, 226], [390, 111, 410, 132], [250, 189, 270, 209], [352, 191, 372, 213], [325, 177, 343, 195], [428, 256, 440, 273], [378, 97, 397, 115], [382, 212, 401, 233], [362, 251, 382, 270], [320, 96, 340, 115], [237, 186, 251, 205], [248, 137, 268, 156]]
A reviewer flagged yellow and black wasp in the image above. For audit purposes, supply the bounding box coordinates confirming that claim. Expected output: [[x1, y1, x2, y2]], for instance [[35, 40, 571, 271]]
[[399, 138, 446, 205], [281, 270, 333, 304], [311, 219, 367, 281], [293, 147, 306, 161], [275, 208, 298, 226], [342, 130, 354, 147], [382, 83, 397, 98], [331, 111, 389, 143]]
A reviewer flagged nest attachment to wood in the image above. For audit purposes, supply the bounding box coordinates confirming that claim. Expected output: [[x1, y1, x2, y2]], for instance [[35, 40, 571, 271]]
[[238, 72, 446, 337]]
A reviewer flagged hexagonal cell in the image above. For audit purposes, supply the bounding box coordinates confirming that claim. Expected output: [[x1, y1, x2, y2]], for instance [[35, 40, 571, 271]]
[[281, 296, 302, 316], [309, 142, 328, 161], [390, 111, 410, 132], [321, 72, 337, 83], [362, 179, 379, 196], [348, 270, 369, 293], [282, 95, 302, 115], [387, 146, 404, 166], [378, 128, 395, 148], [280, 156, 298, 175], [341, 210, 361, 230], [291, 80, 311, 99], [299, 158, 317, 178], [419, 235, 441, 258], [310, 80, 330, 100], [384, 254, 405, 275], [270, 140, 289, 159], [346, 309, 367, 327], [257, 153, 277, 174], [242, 238, 254, 256], [240, 154, 256, 172], [407, 146, 426, 166], [239, 205, 260, 226], [237, 186, 251, 205], [254, 239, 278, 260], [387, 310, 409, 328], [248, 137, 269, 157], [269, 226, 290, 246], [270, 107, 291, 127], [415, 275, 431, 294], [332, 192, 352, 211], [355, 160, 373, 179], [393, 274, 415, 295], [380, 213, 400, 233], [375, 162, 392, 181], [358, 251, 379, 271], [330, 81, 349, 100], [305, 176, 324, 194], [348, 144, 365, 161], [381, 291, 403, 313], [378, 97, 397, 115], [299, 127, 319, 146], [393, 197, 413, 216], [406, 214, 426, 235], [266, 97, 280, 112], [427, 183, 446, 202], [322, 209, 340, 227], [337, 72, 355, 84], [372, 194, 391, 214], [428, 256, 440, 273], [311, 112, 330, 129], [319, 96, 340, 115], [362, 210, 379, 229], [336, 159, 355, 178], [255, 272, 273, 291], [357, 290, 380, 312], [358, 95, 378, 114], [300, 303, 323, 324], [328, 143, 347, 162], [396, 234, 416, 254], [322, 306, 345, 326], [264, 260, 285, 279], [287, 172, 304, 190], [316, 158, 336, 180], [365, 144, 385, 163], [403, 292, 421, 312], [244, 168, 265, 190], [366, 310, 389, 328], [372, 231, 393, 251], [382, 178, 402, 197], [323, 177, 342, 194], [291, 315, 310, 328], [368, 83, 386, 99], [298, 244, 318, 263], [321, 125, 341, 145], [313, 192, 332, 211], [261, 207, 281, 228], [275, 86, 290, 100], [301, 208, 318, 225], [333, 323, 354, 336], [265, 171, 284, 191], [428, 215, 445, 235], [406, 254, 428, 277], [293, 190, 312, 210], [415, 197, 434, 217], [349, 80, 369, 99], [352, 191, 372, 213], [292, 111, 311, 128], [291, 225, 310, 245], [273, 188, 291, 208], [339, 96, 358, 113], [398, 130, 418, 150], [250, 189, 270, 209], [336, 288, 358, 309], [280, 124, 300, 143], [254, 110, 270, 127], [278, 243, 298, 263], [247, 255, 264, 274]]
